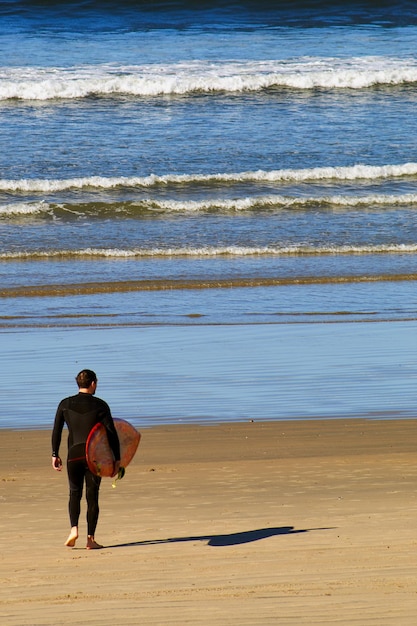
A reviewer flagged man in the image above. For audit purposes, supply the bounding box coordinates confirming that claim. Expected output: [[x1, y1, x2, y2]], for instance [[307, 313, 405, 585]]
[[51, 369, 120, 550]]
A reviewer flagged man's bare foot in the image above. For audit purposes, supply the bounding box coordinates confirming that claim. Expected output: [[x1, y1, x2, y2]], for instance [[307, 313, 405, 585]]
[[65, 527, 78, 547], [86, 536, 103, 550]]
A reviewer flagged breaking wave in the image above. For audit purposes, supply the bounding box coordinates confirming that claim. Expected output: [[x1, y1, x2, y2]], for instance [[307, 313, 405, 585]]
[[2, 57, 417, 101], [3, 192, 417, 219], [2, 162, 417, 194]]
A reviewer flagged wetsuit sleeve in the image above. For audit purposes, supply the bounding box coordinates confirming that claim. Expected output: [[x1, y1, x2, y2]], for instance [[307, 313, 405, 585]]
[[101, 406, 121, 462], [51, 399, 66, 456]]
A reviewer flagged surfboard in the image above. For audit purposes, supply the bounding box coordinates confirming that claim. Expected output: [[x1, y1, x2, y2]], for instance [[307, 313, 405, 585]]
[[86, 418, 141, 478]]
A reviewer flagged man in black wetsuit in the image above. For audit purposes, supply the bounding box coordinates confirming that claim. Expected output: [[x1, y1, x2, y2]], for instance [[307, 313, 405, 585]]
[[51, 369, 120, 550]]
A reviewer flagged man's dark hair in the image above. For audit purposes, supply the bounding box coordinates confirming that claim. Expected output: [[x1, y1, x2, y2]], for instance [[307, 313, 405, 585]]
[[75, 369, 97, 389]]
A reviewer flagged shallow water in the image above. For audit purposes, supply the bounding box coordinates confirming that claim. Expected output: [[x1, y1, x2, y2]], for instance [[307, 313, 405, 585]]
[[1, 321, 416, 430]]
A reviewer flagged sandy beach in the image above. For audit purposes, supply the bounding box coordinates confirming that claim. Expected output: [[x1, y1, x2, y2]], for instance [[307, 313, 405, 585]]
[[1, 418, 417, 625]]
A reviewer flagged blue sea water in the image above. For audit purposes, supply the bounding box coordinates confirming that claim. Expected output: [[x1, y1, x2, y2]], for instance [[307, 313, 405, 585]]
[[0, 1, 417, 428]]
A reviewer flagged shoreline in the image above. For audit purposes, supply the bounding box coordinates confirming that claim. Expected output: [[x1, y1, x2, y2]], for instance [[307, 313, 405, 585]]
[[2, 414, 417, 458], [2, 417, 417, 624], [2, 409, 416, 434]]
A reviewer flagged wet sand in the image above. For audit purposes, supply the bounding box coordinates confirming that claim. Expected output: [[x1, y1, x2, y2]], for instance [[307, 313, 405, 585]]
[[1, 418, 417, 625]]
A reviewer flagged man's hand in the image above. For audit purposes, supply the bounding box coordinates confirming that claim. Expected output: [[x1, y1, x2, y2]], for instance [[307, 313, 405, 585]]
[[52, 455, 62, 471]]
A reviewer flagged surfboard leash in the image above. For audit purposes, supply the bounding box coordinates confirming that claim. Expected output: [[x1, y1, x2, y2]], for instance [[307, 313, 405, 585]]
[[112, 466, 126, 489]]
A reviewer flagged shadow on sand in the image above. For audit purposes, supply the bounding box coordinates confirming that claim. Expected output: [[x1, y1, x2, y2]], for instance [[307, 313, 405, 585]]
[[105, 525, 334, 549]]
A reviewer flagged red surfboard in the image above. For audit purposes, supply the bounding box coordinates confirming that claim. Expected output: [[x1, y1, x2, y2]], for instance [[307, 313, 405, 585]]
[[86, 418, 141, 477]]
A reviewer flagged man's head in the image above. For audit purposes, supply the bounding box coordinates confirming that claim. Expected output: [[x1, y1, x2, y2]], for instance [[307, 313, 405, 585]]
[[76, 369, 97, 393]]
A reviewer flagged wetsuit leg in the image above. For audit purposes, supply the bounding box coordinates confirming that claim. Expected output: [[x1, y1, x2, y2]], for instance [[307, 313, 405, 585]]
[[67, 457, 86, 528], [85, 470, 101, 536]]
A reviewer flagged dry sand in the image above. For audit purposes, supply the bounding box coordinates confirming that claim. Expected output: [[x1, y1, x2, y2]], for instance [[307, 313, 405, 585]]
[[1, 418, 417, 625]]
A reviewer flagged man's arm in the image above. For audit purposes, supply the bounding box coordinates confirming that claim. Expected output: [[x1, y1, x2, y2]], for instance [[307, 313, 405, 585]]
[[105, 419, 121, 462], [104, 420, 121, 478], [51, 401, 65, 471], [100, 403, 121, 462]]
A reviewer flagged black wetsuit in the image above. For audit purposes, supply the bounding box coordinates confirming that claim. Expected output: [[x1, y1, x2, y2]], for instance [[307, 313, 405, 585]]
[[52, 392, 120, 536]]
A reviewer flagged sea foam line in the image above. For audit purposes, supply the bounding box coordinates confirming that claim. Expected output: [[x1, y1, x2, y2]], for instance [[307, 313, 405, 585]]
[[1, 57, 417, 100], [3, 193, 417, 218], [2, 163, 417, 193], [2, 244, 417, 261]]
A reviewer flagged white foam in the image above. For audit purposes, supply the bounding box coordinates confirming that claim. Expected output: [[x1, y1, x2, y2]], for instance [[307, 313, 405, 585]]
[[2, 243, 417, 261], [1, 57, 417, 100], [135, 193, 417, 212], [2, 192, 417, 219], [0, 202, 52, 216], [2, 162, 417, 193]]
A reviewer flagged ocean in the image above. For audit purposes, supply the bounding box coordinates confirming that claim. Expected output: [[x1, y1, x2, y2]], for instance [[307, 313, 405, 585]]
[[1, 1, 417, 429]]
